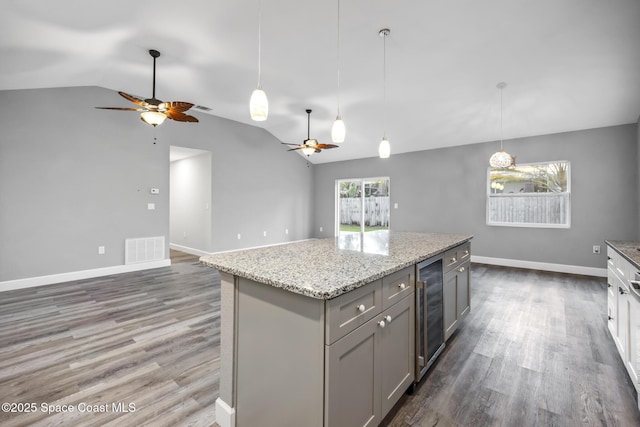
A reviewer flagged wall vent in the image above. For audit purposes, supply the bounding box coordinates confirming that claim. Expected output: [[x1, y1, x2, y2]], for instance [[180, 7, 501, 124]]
[[125, 236, 165, 265], [193, 105, 212, 112]]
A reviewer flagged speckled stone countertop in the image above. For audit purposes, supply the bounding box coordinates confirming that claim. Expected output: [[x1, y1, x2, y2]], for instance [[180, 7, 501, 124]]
[[606, 240, 640, 271], [200, 231, 472, 300]]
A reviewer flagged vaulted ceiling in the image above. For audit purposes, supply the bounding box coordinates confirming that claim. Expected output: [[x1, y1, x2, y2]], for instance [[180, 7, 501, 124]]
[[2, 0, 639, 163]]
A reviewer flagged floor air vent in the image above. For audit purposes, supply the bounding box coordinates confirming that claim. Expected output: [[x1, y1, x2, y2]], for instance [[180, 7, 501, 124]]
[[125, 236, 165, 265]]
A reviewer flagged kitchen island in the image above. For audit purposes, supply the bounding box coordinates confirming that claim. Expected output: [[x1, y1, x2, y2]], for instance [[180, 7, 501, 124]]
[[201, 231, 472, 427]]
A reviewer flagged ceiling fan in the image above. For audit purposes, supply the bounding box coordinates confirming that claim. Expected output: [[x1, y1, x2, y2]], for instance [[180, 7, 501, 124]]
[[96, 49, 198, 127], [282, 109, 338, 156]]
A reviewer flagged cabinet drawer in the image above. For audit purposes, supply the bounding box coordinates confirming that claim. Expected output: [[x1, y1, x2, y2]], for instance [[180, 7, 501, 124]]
[[325, 279, 382, 345], [382, 266, 414, 310], [444, 242, 471, 272]]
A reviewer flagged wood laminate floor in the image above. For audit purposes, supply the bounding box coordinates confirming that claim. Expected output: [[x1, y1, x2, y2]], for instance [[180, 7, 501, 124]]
[[383, 264, 640, 427], [1, 258, 639, 426], [0, 251, 219, 427]]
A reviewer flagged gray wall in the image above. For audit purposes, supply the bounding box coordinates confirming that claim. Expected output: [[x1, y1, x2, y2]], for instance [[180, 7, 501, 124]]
[[637, 116, 640, 240], [0, 86, 314, 282], [313, 124, 639, 269]]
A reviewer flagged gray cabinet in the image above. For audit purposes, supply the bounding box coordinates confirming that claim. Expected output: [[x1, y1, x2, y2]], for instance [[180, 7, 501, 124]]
[[325, 267, 415, 427], [443, 243, 471, 341]]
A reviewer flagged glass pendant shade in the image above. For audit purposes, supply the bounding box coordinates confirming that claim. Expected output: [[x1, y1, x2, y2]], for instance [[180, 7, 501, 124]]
[[331, 116, 345, 143], [140, 111, 167, 127], [378, 137, 390, 158], [489, 149, 514, 168], [250, 87, 268, 121]]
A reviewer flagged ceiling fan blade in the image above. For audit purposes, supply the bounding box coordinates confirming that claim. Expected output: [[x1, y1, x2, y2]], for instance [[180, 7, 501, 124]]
[[118, 91, 148, 107], [281, 142, 300, 146], [316, 144, 339, 149], [166, 111, 199, 123], [165, 101, 195, 113], [95, 107, 144, 111], [287, 146, 304, 151]]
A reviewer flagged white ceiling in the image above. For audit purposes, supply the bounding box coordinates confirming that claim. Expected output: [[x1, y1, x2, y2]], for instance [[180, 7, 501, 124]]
[[2, 0, 639, 164]]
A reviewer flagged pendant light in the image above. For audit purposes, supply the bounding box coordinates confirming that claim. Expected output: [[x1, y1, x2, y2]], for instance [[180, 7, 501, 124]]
[[489, 82, 515, 168], [378, 28, 391, 158], [331, 0, 345, 143], [250, 0, 268, 121]]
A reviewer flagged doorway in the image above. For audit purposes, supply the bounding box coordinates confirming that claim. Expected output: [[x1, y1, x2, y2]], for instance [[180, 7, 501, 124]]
[[336, 177, 390, 237], [169, 146, 212, 256]]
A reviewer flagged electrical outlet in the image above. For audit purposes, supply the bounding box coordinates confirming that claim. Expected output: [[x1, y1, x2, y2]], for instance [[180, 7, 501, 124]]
[[593, 245, 601, 254], [285, 229, 289, 235], [263, 231, 267, 237], [98, 246, 105, 255], [320, 227, 323, 232], [237, 233, 241, 240]]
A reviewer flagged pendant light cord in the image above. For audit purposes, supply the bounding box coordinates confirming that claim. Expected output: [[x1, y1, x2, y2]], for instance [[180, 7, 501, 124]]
[[336, 0, 341, 115], [257, 0, 262, 88], [383, 31, 387, 138], [500, 85, 503, 150]]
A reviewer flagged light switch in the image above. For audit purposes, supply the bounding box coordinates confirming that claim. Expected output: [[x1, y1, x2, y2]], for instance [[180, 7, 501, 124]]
[[147, 203, 155, 210], [394, 203, 398, 209]]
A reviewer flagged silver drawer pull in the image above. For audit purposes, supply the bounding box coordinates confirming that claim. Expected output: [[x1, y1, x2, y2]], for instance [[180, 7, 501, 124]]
[[378, 320, 386, 328], [398, 283, 406, 290], [356, 304, 366, 313], [464, 250, 469, 255], [451, 257, 457, 263], [385, 315, 392, 323], [458, 266, 465, 273]]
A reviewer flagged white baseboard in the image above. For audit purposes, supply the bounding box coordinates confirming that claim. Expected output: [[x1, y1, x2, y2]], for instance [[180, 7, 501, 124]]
[[471, 255, 607, 277], [215, 398, 235, 427], [169, 243, 212, 257], [208, 238, 315, 256], [0, 259, 171, 293]]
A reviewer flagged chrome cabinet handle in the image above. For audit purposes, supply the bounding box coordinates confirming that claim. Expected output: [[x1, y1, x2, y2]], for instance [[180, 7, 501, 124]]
[[398, 283, 406, 290], [356, 304, 366, 313], [385, 315, 392, 323], [608, 315, 614, 320], [458, 266, 465, 273], [464, 249, 469, 255], [451, 257, 457, 263], [378, 320, 386, 328], [619, 286, 628, 295]]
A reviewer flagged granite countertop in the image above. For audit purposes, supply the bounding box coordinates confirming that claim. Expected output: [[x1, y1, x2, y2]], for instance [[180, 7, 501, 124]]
[[200, 231, 472, 300], [606, 240, 640, 271]]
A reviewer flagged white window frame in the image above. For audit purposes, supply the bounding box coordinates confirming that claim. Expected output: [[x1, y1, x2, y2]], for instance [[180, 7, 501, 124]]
[[486, 160, 571, 229]]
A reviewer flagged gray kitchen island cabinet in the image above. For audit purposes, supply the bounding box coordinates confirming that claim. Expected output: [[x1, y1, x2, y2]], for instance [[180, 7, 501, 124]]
[[325, 267, 415, 426], [443, 242, 471, 341], [201, 231, 472, 427]]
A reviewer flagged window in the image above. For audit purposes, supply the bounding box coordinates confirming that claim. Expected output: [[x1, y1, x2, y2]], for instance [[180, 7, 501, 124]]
[[336, 177, 390, 236], [487, 161, 570, 228]]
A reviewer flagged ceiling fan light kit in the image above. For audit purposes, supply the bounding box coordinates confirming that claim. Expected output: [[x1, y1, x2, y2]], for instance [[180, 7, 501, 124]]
[[489, 82, 515, 168], [140, 111, 167, 127], [282, 109, 338, 157], [96, 49, 198, 127]]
